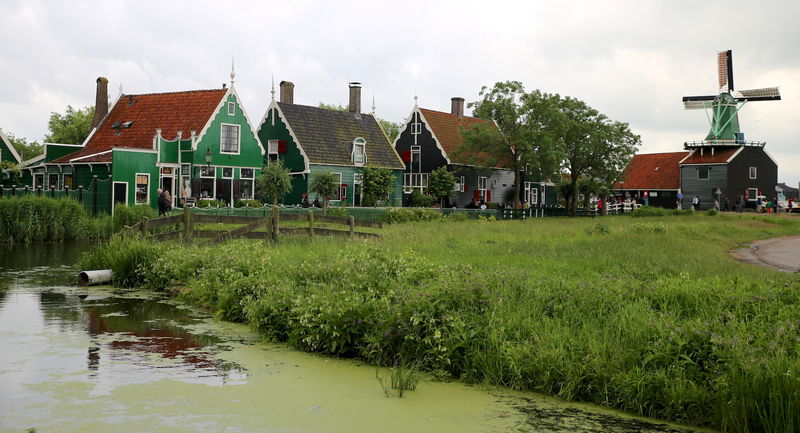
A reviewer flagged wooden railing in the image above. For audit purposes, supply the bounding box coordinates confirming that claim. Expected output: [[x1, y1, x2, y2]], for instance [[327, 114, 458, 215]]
[[126, 207, 381, 242]]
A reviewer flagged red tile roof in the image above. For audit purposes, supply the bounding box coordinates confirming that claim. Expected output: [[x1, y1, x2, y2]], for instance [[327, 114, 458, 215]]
[[419, 108, 510, 168], [51, 89, 227, 163], [614, 152, 689, 190], [680, 147, 740, 165]]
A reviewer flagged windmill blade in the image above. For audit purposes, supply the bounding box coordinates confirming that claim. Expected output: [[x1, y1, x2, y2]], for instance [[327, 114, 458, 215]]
[[717, 50, 734, 92], [683, 99, 714, 110], [737, 87, 781, 99]]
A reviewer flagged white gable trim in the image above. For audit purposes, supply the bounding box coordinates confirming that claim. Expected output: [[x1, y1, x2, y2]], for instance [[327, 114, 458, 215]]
[[726, 146, 744, 163], [230, 87, 266, 156], [21, 154, 45, 167], [0, 128, 23, 164], [266, 100, 310, 174], [193, 88, 230, 150], [70, 149, 112, 162]]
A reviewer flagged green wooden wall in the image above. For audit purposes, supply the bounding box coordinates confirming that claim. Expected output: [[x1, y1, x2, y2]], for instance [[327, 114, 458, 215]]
[[256, 105, 307, 172]]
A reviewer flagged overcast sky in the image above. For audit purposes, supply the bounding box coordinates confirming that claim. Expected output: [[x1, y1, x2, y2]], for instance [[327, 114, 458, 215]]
[[2, 0, 798, 185]]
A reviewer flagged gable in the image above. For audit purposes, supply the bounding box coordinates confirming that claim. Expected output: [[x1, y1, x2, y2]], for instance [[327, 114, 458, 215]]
[[393, 109, 449, 171], [417, 108, 507, 168], [0, 129, 22, 164], [276, 102, 404, 169], [192, 92, 264, 167]]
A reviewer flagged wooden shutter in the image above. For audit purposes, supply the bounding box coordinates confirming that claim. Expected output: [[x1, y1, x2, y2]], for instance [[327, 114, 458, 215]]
[[278, 140, 287, 153], [401, 151, 411, 162], [486, 190, 492, 202], [233, 179, 241, 199], [473, 189, 480, 200], [341, 184, 347, 199], [192, 179, 201, 198]]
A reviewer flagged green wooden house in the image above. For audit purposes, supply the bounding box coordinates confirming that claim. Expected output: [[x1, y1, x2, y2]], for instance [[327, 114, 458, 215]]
[[29, 75, 264, 213], [256, 81, 405, 206]]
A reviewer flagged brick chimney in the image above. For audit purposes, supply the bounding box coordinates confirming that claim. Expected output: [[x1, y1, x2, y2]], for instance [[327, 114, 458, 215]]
[[349, 82, 362, 116], [279, 81, 294, 104], [451, 97, 465, 120], [91, 77, 109, 129]]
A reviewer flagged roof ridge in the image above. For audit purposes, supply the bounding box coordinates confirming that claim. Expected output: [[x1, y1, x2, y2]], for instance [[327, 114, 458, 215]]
[[123, 88, 227, 97], [419, 107, 483, 122], [278, 102, 377, 119]]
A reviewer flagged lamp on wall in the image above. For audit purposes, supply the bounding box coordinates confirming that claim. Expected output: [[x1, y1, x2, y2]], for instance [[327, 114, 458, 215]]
[[204, 148, 213, 169]]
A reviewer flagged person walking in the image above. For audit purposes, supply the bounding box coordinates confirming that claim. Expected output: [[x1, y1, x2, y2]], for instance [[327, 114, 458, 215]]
[[738, 195, 745, 213], [691, 196, 699, 211], [156, 188, 165, 216]]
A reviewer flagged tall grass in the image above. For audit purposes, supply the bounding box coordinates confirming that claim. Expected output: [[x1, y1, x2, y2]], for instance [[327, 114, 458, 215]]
[[0, 196, 112, 243], [112, 204, 157, 232], [79, 214, 800, 431], [77, 235, 165, 287]]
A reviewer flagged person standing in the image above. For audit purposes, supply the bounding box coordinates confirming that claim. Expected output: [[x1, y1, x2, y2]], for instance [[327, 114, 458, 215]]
[[691, 196, 699, 211], [156, 188, 165, 216], [738, 195, 745, 213], [756, 196, 763, 214]]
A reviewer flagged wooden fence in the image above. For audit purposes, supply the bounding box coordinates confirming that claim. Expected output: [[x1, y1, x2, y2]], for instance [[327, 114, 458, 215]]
[[126, 207, 381, 242]]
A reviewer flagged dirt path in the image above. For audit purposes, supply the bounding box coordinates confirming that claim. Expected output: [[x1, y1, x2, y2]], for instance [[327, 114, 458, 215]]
[[732, 235, 800, 273]]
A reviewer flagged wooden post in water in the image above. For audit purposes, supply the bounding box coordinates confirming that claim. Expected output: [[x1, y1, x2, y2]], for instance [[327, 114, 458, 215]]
[[183, 206, 192, 242], [141, 217, 150, 237], [348, 215, 355, 239], [308, 210, 315, 237]]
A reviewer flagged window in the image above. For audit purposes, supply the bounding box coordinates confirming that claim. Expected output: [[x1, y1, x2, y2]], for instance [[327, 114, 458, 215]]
[[48, 174, 59, 190], [62, 174, 74, 190], [267, 139, 279, 162], [199, 165, 214, 177], [34, 174, 44, 190], [228, 102, 235, 116], [199, 165, 214, 198], [403, 172, 428, 194], [411, 122, 422, 135], [332, 172, 343, 200], [240, 168, 254, 179], [222, 167, 233, 178], [697, 166, 709, 180], [749, 167, 757, 179], [239, 169, 255, 200], [477, 176, 488, 201], [220, 124, 240, 154], [160, 167, 174, 175], [410, 145, 421, 173], [352, 138, 366, 165], [747, 188, 758, 201], [135, 174, 149, 204]]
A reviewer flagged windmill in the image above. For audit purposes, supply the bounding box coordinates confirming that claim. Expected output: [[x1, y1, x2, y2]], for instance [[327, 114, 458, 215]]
[[682, 50, 780, 147]]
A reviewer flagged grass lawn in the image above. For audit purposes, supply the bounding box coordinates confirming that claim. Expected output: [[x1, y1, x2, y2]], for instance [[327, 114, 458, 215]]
[[80, 213, 800, 432]]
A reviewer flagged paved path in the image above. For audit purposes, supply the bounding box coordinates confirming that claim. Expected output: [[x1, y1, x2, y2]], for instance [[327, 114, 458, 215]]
[[733, 235, 800, 273]]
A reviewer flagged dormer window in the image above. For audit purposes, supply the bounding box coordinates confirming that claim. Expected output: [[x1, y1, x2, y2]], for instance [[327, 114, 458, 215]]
[[352, 137, 366, 165]]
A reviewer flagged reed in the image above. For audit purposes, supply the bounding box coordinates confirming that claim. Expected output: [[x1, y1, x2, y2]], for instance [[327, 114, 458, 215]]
[[0, 196, 112, 243]]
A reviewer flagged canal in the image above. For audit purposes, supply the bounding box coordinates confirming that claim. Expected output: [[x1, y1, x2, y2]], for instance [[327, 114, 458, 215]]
[[0, 243, 706, 433]]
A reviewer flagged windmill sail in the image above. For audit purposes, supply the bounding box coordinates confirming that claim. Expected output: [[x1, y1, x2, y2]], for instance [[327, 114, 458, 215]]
[[717, 50, 734, 92], [737, 87, 781, 101]]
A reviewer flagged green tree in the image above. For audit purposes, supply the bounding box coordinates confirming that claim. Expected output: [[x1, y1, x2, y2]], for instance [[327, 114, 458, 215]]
[[459, 81, 560, 209], [309, 172, 340, 215], [6, 132, 43, 161], [427, 166, 456, 207], [257, 160, 293, 206], [1, 160, 21, 181], [361, 166, 394, 207], [551, 97, 639, 217], [45, 105, 95, 144]]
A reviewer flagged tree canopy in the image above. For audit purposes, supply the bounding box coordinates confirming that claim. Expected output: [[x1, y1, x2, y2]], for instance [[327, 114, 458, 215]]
[[45, 105, 95, 145], [459, 81, 638, 215], [361, 166, 394, 207], [5, 132, 43, 161], [258, 159, 293, 205], [309, 171, 340, 215], [427, 166, 456, 207], [459, 81, 560, 208]]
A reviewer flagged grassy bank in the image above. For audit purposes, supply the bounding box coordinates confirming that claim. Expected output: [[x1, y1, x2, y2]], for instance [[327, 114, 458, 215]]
[[0, 196, 114, 243], [79, 214, 800, 431]]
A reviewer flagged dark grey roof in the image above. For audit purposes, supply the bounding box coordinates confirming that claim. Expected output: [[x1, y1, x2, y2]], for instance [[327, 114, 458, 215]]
[[277, 102, 404, 169]]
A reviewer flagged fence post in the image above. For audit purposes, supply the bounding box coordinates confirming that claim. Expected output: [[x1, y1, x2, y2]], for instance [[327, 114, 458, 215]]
[[92, 175, 98, 216], [308, 210, 315, 237], [142, 217, 150, 237], [348, 215, 355, 238], [183, 206, 192, 242]]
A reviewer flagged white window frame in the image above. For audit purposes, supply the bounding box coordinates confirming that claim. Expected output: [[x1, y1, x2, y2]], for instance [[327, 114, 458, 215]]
[[112, 181, 129, 209], [411, 122, 422, 135], [477, 176, 488, 201], [749, 167, 757, 179], [227, 102, 235, 116], [403, 172, 428, 194], [747, 188, 758, 201], [268, 139, 279, 156], [47, 173, 59, 190], [352, 138, 366, 166], [34, 173, 44, 190], [199, 165, 215, 178], [220, 123, 241, 155], [240, 168, 254, 179], [697, 166, 709, 180], [222, 167, 233, 179], [135, 172, 150, 205], [410, 145, 421, 172], [331, 172, 343, 201]]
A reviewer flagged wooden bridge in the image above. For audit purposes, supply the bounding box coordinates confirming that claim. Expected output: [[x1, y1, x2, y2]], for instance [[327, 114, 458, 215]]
[[126, 207, 382, 242]]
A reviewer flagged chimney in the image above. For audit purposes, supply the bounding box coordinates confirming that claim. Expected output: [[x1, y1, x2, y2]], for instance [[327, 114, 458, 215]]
[[91, 77, 109, 129], [349, 82, 362, 115], [280, 81, 294, 104], [451, 97, 465, 120]]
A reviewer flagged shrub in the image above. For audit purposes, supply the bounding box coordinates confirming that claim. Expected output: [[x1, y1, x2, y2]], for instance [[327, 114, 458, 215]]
[[235, 199, 263, 208], [446, 212, 468, 222], [327, 207, 348, 217], [706, 208, 718, 216], [585, 222, 611, 235], [631, 206, 670, 217], [381, 208, 443, 223], [409, 189, 433, 208], [112, 204, 157, 231]]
